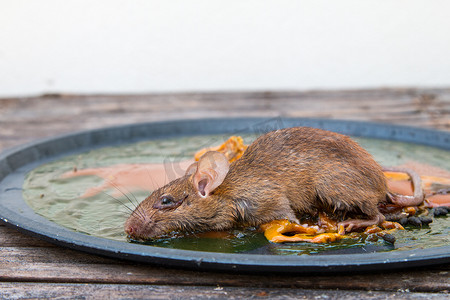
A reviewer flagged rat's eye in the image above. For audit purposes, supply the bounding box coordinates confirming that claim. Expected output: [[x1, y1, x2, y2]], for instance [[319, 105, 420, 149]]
[[161, 196, 174, 206], [153, 194, 182, 210]]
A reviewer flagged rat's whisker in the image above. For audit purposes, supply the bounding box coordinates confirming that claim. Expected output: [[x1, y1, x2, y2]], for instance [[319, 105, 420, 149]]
[[161, 170, 168, 194], [118, 211, 131, 218], [130, 205, 147, 221], [104, 183, 148, 221], [145, 167, 160, 191], [101, 191, 134, 214], [108, 181, 140, 209]]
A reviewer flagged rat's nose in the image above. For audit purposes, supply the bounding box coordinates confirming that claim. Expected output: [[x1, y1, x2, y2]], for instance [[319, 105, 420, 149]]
[[124, 216, 153, 240], [124, 224, 135, 236], [124, 218, 141, 237], [125, 222, 145, 238]]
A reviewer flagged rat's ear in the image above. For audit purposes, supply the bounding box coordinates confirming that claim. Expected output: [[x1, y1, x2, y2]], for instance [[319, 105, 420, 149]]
[[193, 151, 230, 198], [185, 162, 198, 176]]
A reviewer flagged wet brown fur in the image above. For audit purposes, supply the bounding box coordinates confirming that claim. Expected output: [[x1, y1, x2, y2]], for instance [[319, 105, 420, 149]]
[[125, 127, 390, 240]]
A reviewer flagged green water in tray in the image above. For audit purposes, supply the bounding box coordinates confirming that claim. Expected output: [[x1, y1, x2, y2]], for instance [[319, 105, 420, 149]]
[[23, 134, 450, 254]]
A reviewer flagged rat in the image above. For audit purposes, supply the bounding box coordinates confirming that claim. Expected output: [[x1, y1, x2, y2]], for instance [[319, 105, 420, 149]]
[[124, 127, 424, 240]]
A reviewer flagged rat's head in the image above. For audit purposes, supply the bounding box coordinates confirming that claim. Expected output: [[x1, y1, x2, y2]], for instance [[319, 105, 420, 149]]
[[124, 151, 232, 240]]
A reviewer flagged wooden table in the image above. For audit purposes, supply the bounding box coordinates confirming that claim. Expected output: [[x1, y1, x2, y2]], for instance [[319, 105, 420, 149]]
[[1, 89, 449, 299]]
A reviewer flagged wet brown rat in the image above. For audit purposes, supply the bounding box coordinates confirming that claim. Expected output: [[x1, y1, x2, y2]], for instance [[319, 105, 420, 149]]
[[124, 127, 423, 240]]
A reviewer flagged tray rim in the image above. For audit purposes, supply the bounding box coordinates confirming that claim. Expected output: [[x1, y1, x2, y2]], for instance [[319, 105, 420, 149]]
[[1, 117, 449, 273]]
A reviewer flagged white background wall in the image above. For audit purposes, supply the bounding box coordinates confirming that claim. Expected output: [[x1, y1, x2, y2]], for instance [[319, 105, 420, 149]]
[[1, 0, 450, 97]]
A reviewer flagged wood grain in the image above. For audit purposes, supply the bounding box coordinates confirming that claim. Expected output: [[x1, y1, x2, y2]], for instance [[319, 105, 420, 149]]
[[0, 225, 55, 247], [1, 89, 449, 153], [0, 283, 447, 300], [1, 223, 449, 293], [1, 89, 449, 298], [1, 260, 448, 293]]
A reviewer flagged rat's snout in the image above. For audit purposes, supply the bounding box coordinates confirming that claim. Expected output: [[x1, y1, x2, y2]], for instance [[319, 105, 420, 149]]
[[124, 214, 156, 241], [124, 222, 138, 237]]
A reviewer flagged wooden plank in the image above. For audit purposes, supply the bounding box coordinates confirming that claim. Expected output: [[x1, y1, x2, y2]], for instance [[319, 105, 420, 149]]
[[1, 224, 449, 292], [0, 225, 55, 247], [0, 283, 447, 300], [0, 89, 449, 297], [0, 247, 118, 264], [1, 246, 449, 292], [1, 88, 449, 152]]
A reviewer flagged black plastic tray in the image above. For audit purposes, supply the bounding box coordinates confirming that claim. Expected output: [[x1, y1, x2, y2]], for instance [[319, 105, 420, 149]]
[[1, 117, 449, 273]]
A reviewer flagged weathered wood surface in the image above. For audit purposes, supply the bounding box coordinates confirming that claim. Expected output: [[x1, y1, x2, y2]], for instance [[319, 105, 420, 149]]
[[0, 282, 447, 300], [1, 88, 449, 152], [1, 89, 449, 299], [1, 223, 448, 290], [1, 222, 449, 299]]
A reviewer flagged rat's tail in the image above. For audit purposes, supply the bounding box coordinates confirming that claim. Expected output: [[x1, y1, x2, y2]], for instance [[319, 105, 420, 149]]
[[384, 167, 424, 206]]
